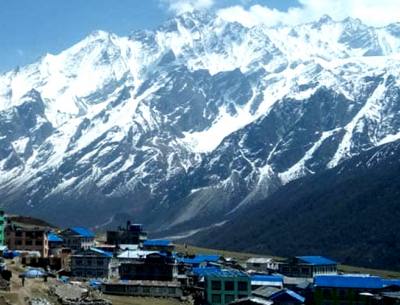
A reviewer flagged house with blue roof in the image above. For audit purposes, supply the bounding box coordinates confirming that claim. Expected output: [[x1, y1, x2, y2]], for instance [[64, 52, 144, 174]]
[[47, 232, 63, 256], [60, 227, 95, 251], [278, 256, 338, 278], [313, 275, 397, 305], [176, 254, 223, 268], [71, 247, 118, 279]]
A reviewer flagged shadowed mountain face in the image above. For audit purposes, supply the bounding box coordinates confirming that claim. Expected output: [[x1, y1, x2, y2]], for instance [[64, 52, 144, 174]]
[[187, 140, 400, 270], [0, 11, 400, 236]]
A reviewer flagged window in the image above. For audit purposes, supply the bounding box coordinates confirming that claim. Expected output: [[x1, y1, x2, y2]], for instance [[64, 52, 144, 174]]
[[225, 294, 235, 303], [211, 294, 222, 304], [16, 240, 22, 245], [323, 288, 332, 299], [25, 240, 33, 246], [143, 287, 150, 294], [225, 281, 234, 291], [211, 280, 222, 291], [238, 281, 248, 291], [16, 231, 23, 237], [339, 289, 347, 298], [35, 240, 42, 246], [168, 287, 176, 294]]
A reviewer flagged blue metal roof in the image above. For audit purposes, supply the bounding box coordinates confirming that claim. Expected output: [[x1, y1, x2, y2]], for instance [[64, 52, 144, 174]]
[[90, 247, 113, 258], [296, 256, 337, 265], [71, 227, 95, 238], [251, 275, 283, 282], [177, 254, 221, 265], [192, 267, 221, 277], [270, 289, 305, 303], [48, 232, 63, 242], [314, 275, 383, 289], [143, 239, 172, 247], [382, 279, 400, 288]]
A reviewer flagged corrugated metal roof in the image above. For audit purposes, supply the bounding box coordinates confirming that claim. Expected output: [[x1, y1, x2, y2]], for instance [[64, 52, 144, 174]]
[[251, 275, 283, 282], [296, 256, 337, 265], [71, 227, 95, 238], [117, 250, 156, 259], [143, 239, 172, 247], [270, 289, 305, 303], [196, 268, 248, 278], [314, 275, 383, 289], [48, 232, 63, 242], [247, 257, 274, 264], [382, 279, 400, 287], [192, 267, 221, 277], [176, 254, 221, 265]]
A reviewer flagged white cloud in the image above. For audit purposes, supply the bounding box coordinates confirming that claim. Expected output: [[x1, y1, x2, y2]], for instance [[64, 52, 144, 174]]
[[161, 0, 215, 14], [217, 0, 400, 27]]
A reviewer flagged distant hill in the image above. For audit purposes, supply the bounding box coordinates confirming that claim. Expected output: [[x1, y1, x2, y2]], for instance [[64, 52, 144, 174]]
[[188, 140, 400, 271]]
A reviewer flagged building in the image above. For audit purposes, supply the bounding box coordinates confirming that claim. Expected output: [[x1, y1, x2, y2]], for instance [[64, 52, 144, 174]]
[[5, 225, 49, 257], [106, 222, 147, 246], [119, 252, 178, 281], [143, 239, 175, 252], [278, 256, 337, 278], [246, 257, 279, 272], [101, 280, 183, 298], [313, 275, 390, 305], [0, 211, 5, 246], [47, 232, 63, 256], [203, 269, 251, 305], [61, 227, 95, 251], [71, 247, 118, 279]]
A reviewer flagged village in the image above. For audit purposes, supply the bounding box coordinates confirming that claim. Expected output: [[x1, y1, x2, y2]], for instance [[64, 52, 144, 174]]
[[0, 210, 399, 305]]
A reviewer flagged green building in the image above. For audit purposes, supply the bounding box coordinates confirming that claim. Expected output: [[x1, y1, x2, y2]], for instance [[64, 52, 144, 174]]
[[0, 210, 5, 246], [203, 269, 251, 305]]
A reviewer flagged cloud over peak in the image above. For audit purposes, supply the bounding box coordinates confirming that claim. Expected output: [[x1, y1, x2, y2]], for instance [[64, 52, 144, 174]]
[[161, 0, 215, 14], [218, 0, 400, 27]]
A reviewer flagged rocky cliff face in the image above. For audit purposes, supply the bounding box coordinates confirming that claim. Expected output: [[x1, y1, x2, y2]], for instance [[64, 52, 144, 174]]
[[0, 12, 400, 232]]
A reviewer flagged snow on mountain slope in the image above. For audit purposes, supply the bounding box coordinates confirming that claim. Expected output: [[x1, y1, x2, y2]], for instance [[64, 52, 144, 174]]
[[0, 11, 400, 232]]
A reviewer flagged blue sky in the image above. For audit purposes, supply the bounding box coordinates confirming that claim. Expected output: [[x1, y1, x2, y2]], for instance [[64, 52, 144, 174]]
[[0, 0, 299, 73]]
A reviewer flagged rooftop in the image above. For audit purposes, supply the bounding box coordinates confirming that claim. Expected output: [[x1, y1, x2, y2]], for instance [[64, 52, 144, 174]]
[[251, 275, 284, 286], [71, 227, 95, 238], [143, 239, 172, 247], [296, 256, 337, 265], [192, 267, 248, 278], [48, 232, 63, 242], [247, 257, 274, 264], [176, 254, 221, 265], [89, 247, 113, 258], [314, 275, 383, 289], [270, 289, 305, 303]]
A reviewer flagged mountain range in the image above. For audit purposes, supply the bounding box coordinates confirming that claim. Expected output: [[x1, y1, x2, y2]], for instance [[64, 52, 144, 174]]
[[186, 139, 400, 270], [0, 11, 400, 253]]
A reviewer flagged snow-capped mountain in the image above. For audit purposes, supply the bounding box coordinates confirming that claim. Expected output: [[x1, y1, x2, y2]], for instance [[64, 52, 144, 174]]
[[1, 12, 400, 231]]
